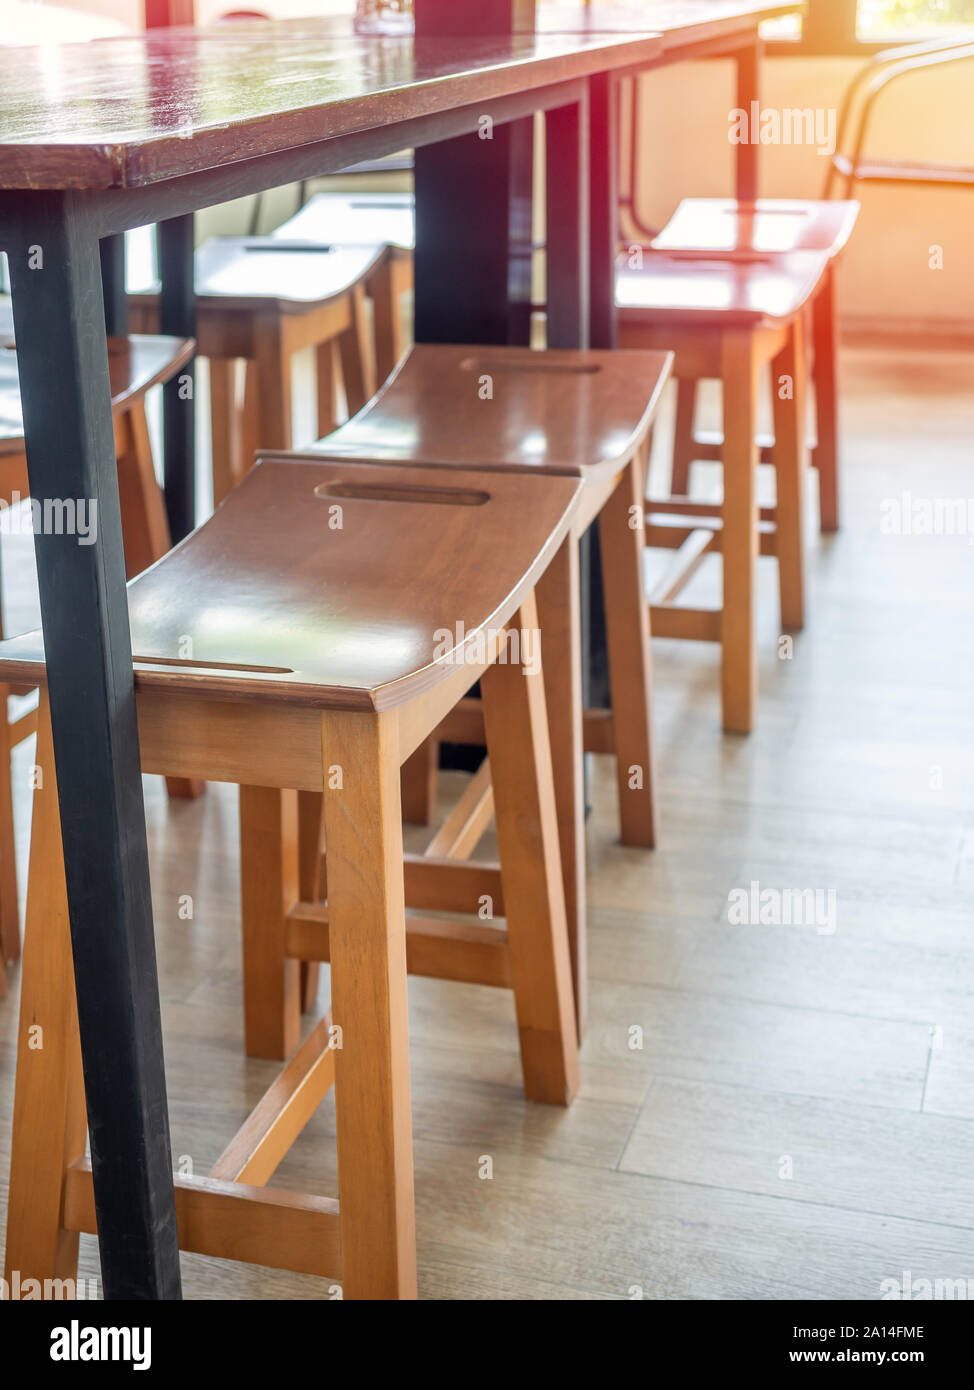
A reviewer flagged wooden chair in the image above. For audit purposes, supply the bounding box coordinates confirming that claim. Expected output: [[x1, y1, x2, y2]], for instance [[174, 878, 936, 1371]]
[[278, 342, 673, 1034], [650, 199, 860, 532], [617, 249, 831, 735], [619, 47, 886, 535], [271, 190, 415, 384], [129, 237, 381, 505], [1, 454, 581, 1299], [0, 330, 199, 981]]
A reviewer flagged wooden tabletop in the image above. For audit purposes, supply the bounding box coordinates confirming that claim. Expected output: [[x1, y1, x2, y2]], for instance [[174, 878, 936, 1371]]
[[0, 22, 663, 192]]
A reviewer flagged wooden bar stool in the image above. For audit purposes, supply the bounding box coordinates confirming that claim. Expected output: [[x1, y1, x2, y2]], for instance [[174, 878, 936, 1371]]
[[272, 191, 415, 384], [284, 343, 673, 1033], [0, 330, 199, 979], [617, 250, 831, 735], [650, 199, 861, 532], [129, 237, 381, 504], [1, 454, 580, 1299]]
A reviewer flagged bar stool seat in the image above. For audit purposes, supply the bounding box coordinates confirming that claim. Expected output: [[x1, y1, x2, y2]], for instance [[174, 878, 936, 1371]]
[[315, 342, 666, 482], [113, 457, 573, 705], [0, 325, 193, 582], [283, 343, 673, 1033], [651, 198, 861, 531], [192, 238, 384, 314], [618, 249, 831, 733], [0, 324, 193, 461], [275, 190, 414, 250], [651, 198, 859, 258], [129, 237, 383, 505], [2, 454, 582, 1299], [617, 249, 827, 325], [0, 327, 198, 980]]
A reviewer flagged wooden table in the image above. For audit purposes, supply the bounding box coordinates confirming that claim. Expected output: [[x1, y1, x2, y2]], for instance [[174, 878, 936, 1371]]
[[136, 4, 800, 354], [0, 18, 663, 1300]]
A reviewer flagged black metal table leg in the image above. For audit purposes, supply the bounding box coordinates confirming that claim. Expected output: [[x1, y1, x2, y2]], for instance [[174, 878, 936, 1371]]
[[545, 96, 590, 353], [5, 191, 181, 1301], [587, 72, 619, 355], [545, 92, 598, 709], [413, 116, 535, 348], [157, 213, 196, 541], [99, 233, 129, 337], [583, 71, 621, 710], [413, 102, 535, 770]]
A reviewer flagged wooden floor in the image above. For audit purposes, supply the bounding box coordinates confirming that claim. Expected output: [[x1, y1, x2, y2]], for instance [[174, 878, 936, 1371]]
[[2, 343, 973, 1299]]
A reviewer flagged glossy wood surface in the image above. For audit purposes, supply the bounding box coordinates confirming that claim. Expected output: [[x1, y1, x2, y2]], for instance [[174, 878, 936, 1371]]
[[310, 344, 673, 483], [275, 192, 415, 251], [0, 330, 193, 451], [0, 458, 580, 711], [651, 198, 861, 258], [0, 23, 662, 191], [129, 237, 384, 310], [616, 249, 830, 326]]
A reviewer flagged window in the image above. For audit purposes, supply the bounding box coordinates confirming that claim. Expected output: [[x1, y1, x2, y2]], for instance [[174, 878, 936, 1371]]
[[858, 0, 974, 40], [766, 0, 974, 52]]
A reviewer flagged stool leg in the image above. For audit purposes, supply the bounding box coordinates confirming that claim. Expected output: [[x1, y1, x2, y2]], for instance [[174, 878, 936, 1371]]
[[297, 788, 324, 1012], [118, 404, 204, 800], [481, 592, 579, 1106], [772, 317, 807, 633], [114, 406, 203, 802], [241, 362, 260, 478], [812, 264, 840, 533], [534, 534, 586, 1036], [720, 329, 759, 734], [116, 404, 172, 580], [371, 254, 406, 386], [338, 284, 377, 422], [209, 357, 240, 507], [600, 457, 659, 849], [671, 377, 698, 496], [316, 340, 341, 438], [0, 685, 18, 969], [4, 695, 87, 1286], [0, 552, 10, 974], [321, 709, 416, 1300], [400, 737, 438, 825], [254, 315, 293, 452], [240, 785, 301, 1060]]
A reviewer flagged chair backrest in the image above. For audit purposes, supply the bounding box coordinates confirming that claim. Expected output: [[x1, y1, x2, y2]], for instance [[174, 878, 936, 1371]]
[[824, 35, 974, 197]]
